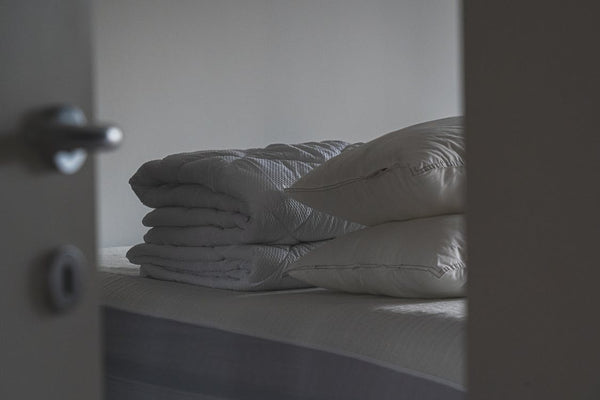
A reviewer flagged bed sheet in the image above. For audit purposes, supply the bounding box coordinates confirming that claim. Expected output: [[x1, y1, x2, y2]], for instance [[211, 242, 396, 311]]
[[100, 247, 465, 399]]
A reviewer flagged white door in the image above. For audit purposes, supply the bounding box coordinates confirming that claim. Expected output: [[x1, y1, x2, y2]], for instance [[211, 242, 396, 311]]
[[1, 1, 120, 398]]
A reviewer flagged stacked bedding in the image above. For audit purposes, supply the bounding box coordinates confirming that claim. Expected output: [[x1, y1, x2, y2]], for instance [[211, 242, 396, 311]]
[[127, 141, 362, 290], [113, 118, 467, 400], [286, 117, 467, 298]]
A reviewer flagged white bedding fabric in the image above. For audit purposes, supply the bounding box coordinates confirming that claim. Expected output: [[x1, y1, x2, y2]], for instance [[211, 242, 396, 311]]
[[129, 141, 362, 245], [287, 117, 465, 225], [127, 141, 362, 290], [127, 242, 323, 291], [288, 215, 467, 298], [100, 247, 466, 388]]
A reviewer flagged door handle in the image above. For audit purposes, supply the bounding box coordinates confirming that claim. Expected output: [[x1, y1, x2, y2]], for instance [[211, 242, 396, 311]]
[[25, 104, 123, 174]]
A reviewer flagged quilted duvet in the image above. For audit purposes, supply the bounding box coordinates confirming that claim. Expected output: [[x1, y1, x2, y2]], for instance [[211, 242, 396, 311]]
[[127, 141, 362, 290]]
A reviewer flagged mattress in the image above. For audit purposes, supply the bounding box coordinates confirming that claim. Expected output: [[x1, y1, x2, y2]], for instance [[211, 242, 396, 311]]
[[100, 247, 466, 400]]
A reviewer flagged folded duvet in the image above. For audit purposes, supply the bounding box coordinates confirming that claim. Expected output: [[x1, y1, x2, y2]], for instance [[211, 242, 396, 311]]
[[130, 141, 362, 245], [126, 242, 322, 291], [128, 141, 363, 290]]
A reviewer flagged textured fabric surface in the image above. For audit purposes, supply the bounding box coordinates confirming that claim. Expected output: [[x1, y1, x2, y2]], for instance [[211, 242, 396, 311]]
[[287, 117, 465, 225], [100, 247, 466, 388], [104, 307, 465, 400], [127, 141, 362, 290], [130, 141, 362, 245], [127, 242, 323, 291], [288, 215, 466, 298]]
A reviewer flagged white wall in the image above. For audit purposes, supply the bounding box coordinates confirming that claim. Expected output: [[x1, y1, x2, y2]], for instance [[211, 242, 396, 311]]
[[93, 0, 461, 246]]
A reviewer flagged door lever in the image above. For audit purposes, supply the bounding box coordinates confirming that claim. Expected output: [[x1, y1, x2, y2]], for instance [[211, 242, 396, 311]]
[[24, 105, 122, 174]]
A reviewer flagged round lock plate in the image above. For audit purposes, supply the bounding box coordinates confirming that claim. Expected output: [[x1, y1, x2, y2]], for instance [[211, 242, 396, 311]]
[[47, 245, 86, 312]]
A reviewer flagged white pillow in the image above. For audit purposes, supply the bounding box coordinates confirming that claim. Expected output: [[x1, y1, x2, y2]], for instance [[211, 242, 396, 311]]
[[286, 117, 465, 225], [287, 215, 466, 298]]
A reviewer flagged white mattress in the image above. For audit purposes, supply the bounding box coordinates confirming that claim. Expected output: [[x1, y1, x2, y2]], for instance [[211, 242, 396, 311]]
[[99, 246, 466, 389]]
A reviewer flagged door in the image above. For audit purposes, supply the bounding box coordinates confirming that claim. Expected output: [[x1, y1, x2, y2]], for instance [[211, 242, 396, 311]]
[[1, 1, 101, 399], [465, 1, 600, 399]]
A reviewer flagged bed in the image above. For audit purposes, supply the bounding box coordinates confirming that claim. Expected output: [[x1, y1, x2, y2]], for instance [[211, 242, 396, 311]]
[[99, 247, 466, 400]]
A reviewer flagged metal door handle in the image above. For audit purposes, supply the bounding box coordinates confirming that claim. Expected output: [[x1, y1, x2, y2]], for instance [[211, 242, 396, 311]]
[[25, 105, 123, 174]]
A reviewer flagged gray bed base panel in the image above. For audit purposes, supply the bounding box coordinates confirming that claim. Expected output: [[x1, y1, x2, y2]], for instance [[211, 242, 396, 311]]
[[103, 307, 465, 400]]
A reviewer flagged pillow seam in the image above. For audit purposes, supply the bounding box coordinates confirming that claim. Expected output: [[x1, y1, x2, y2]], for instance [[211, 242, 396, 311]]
[[287, 162, 464, 193], [291, 262, 465, 279]]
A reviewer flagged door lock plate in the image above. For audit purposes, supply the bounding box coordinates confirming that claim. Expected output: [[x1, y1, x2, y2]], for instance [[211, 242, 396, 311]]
[[47, 245, 86, 312]]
